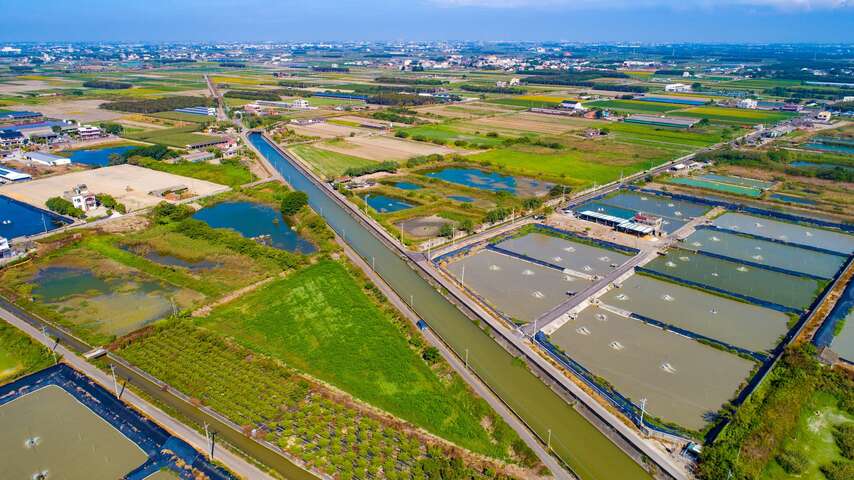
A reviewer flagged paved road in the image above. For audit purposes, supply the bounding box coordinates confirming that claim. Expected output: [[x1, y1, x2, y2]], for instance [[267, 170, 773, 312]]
[[205, 74, 228, 122], [0, 305, 274, 480]]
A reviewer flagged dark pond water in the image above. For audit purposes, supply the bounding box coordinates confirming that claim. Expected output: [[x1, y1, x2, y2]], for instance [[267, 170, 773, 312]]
[[424, 167, 553, 196], [769, 193, 817, 205], [364, 195, 413, 213], [31, 266, 112, 301], [120, 244, 221, 271], [448, 195, 474, 203], [0, 195, 71, 239], [393, 182, 422, 191], [789, 160, 854, 171], [64, 145, 136, 167], [192, 201, 315, 253]]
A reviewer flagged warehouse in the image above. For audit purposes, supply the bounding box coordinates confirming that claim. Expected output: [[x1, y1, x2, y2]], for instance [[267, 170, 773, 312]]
[[624, 114, 700, 129]]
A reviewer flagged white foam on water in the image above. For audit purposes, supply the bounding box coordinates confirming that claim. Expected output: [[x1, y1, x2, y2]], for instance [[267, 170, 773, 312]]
[[679, 256, 690, 262], [668, 203, 675, 207], [563, 246, 576, 253], [691, 241, 702, 247], [610, 341, 624, 350], [576, 326, 591, 335], [666, 261, 677, 267], [751, 254, 764, 261], [488, 264, 501, 271], [583, 265, 593, 272], [563, 275, 575, 282], [598, 256, 610, 262], [712, 272, 719, 277], [532, 291, 545, 299], [660, 362, 677, 374], [595, 313, 608, 321], [661, 294, 675, 302], [737, 266, 749, 272], [711, 236, 720, 242], [522, 269, 534, 276], [615, 293, 628, 301], [674, 211, 683, 217]]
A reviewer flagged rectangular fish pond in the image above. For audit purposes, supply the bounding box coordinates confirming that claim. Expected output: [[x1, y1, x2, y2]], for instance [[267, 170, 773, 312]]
[[547, 306, 757, 431], [0, 364, 233, 480], [0, 195, 71, 239], [362, 194, 414, 214], [667, 176, 764, 198], [600, 274, 791, 353], [643, 249, 823, 312], [192, 201, 316, 253], [683, 228, 847, 279], [711, 212, 854, 255], [423, 167, 554, 197], [445, 249, 592, 323], [494, 231, 635, 279]]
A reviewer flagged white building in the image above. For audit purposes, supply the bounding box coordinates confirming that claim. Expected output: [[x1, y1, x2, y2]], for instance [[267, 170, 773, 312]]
[[63, 184, 97, 212], [816, 111, 832, 122], [737, 98, 759, 109], [0, 236, 11, 258], [77, 125, 102, 140], [560, 101, 587, 112], [26, 151, 71, 166], [664, 83, 692, 93]]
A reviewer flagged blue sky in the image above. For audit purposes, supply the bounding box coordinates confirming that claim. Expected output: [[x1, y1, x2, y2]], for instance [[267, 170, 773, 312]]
[[1, 0, 852, 43]]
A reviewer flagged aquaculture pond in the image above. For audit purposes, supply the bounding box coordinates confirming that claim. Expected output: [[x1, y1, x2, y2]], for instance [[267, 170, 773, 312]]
[[769, 193, 817, 206], [644, 250, 821, 311], [711, 212, 854, 255], [668, 177, 762, 198], [788, 160, 854, 170], [0, 195, 71, 239], [393, 181, 423, 191], [424, 167, 554, 197], [684, 228, 846, 279], [30, 266, 183, 337], [363, 195, 413, 213], [448, 195, 474, 203], [0, 385, 148, 480], [549, 306, 756, 431], [192, 201, 315, 253], [591, 191, 710, 233], [600, 274, 790, 353], [495, 232, 634, 279], [64, 145, 136, 167], [445, 249, 591, 323]]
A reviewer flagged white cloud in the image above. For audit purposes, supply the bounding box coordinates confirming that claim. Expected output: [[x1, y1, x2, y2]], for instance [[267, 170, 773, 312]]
[[429, 0, 851, 10]]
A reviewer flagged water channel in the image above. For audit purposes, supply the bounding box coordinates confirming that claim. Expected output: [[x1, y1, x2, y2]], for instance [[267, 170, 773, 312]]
[[249, 132, 650, 480]]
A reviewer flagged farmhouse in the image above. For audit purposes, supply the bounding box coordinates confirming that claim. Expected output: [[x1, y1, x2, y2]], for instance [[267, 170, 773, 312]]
[[624, 114, 700, 129], [63, 184, 97, 212], [0, 110, 44, 127], [77, 124, 102, 140], [664, 83, 692, 93], [0, 165, 32, 182], [737, 98, 758, 109]]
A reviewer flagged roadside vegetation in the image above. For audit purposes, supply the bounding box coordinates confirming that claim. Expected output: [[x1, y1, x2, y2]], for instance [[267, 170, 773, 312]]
[[0, 320, 54, 385]]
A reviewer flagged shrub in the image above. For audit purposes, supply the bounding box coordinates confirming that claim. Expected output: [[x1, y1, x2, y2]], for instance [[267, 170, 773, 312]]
[[421, 347, 440, 364], [45, 197, 85, 218], [776, 446, 808, 474], [95, 194, 127, 214], [281, 191, 309, 216], [834, 423, 854, 460], [151, 202, 194, 224], [821, 461, 854, 480]]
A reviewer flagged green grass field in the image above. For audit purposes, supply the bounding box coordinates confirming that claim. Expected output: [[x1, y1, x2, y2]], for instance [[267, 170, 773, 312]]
[[289, 144, 376, 179], [199, 260, 520, 459], [486, 97, 563, 108], [400, 124, 506, 147], [585, 99, 687, 114], [671, 106, 795, 125], [0, 321, 53, 385], [123, 124, 223, 148], [149, 111, 214, 123], [469, 141, 669, 186], [137, 158, 254, 187], [760, 392, 853, 480]]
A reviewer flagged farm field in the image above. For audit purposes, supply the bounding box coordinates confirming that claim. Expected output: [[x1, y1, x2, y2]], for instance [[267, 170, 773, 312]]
[[118, 321, 536, 478], [670, 106, 795, 125], [463, 111, 585, 135], [467, 141, 668, 187], [400, 123, 509, 148], [0, 321, 53, 385], [585, 99, 687, 114], [136, 157, 255, 187], [289, 143, 376, 178], [123, 125, 223, 148], [315, 135, 456, 161], [198, 259, 526, 460]]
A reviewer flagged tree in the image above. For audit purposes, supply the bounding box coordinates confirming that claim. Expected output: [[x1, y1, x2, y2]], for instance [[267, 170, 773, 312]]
[[45, 197, 85, 218], [438, 223, 454, 238], [459, 218, 475, 233], [422, 347, 440, 364], [281, 191, 309, 216]]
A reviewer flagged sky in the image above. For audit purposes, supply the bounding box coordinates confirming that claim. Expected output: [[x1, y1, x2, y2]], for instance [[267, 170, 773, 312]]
[[1, 0, 853, 43]]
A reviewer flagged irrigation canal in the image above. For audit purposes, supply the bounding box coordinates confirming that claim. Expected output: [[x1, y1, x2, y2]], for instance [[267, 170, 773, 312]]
[[249, 132, 653, 480]]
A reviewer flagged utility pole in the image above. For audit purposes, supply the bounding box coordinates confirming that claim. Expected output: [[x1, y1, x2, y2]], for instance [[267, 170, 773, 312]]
[[110, 364, 120, 398], [639, 397, 648, 432], [465, 348, 469, 369], [371, 256, 375, 271], [547, 428, 552, 451], [460, 264, 465, 288]]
